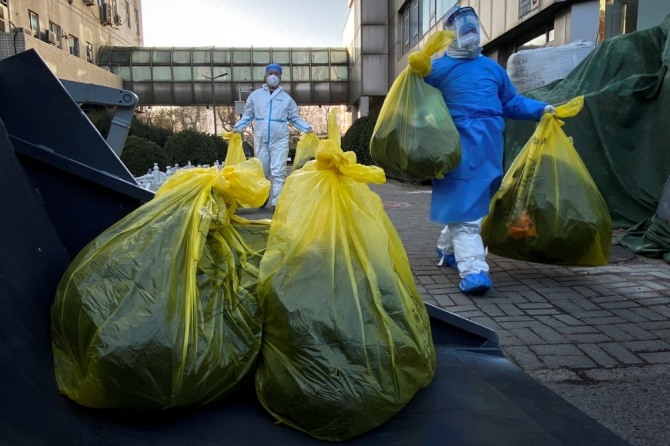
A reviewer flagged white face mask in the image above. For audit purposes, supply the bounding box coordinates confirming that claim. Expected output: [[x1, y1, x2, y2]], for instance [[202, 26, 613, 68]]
[[267, 74, 280, 88]]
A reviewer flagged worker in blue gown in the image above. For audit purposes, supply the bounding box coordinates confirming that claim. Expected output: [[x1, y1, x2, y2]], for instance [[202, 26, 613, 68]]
[[424, 6, 556, 295]]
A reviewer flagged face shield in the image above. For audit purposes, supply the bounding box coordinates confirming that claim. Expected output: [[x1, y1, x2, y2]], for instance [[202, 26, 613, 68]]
[[445, 6, 480, 50]]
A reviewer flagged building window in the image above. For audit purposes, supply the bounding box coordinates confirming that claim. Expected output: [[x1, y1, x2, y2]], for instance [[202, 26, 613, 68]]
[[0, 6, 6, 34], [86, 42, 94, 63], [399, 0, 450, 55], [134, 7, 140, 35], [519, 0, 541, 19], [49, 22, 63, 49], [29, 10, 39, 37], [421, 0, 435, 32], [601, 0, 639, 41], [402, 8, 410, 54], [68, 35, 80, 57], [410, 0, 420, 46], [443, 1, 459, 22], [125, 1, 131, 27]]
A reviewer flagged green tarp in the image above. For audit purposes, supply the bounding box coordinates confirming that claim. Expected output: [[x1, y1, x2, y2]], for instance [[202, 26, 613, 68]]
[[504, 13, 670, 230]]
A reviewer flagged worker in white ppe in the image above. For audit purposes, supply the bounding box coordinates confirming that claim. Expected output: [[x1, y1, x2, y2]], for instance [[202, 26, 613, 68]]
[[424, 6, 556, 295], [233, 63, 313, 208]]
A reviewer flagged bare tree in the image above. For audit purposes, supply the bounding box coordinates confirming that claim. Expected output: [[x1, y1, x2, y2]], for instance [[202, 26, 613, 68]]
[[150, 107, 178, 132], [216, 105, 240, 134], [173, 106, 208, 132]]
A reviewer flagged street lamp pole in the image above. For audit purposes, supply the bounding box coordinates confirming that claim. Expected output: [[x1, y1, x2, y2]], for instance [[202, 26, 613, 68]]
[[202, 73, 228, 135]]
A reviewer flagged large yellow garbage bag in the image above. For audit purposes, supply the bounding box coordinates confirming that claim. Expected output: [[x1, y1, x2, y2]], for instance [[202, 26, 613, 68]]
[[370, 30, 460, 180], [51, 159, 270, 409], [482, 96, 612, 266], [255, 131, 436, 441]]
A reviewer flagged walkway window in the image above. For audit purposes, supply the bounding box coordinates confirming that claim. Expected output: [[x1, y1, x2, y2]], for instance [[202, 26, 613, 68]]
[[233, 50, 251, 64], [173, 66, 192, 81], [131, 66, 150, 81], [212, 67, 229, 79], [193, 50, 212, 64], [271, 50, 290, 65], [98, 50, 110, 65], [292, 66, 310, 81], [252, 67, 266, 82], [292, 50, 309, 64], [312, 66, 329, 81], [331, 66, 348, 81], [233, 66, 252, 82], [212, 50, 230, 64], [113, 65, 131, 80], [312, 50, 329, 64], [252, 49, 271, 65], [152, 50, 171, 65], [193, 66, 211, 80], [331, 50, 347, 64], [152, 66, 171, 81], [173, 50, 191, 64], [131, 50, 150, 64]]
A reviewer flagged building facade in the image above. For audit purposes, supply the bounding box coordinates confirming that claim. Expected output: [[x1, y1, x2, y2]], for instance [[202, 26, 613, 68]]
[[346, 0, 670, 119], [2, 0, 669, 121], [0, 0, 143, 86]]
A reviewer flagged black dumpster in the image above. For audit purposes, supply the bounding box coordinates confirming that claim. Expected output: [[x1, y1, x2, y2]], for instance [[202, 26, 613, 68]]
[[0, 50, 629, 445]]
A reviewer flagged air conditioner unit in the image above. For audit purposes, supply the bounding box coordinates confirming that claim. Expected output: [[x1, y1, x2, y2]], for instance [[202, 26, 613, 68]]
[[83, 0, 95, 6], [113, 14, 122, 26], [43, 30, 58, 45], [100, 3, 112, 25]]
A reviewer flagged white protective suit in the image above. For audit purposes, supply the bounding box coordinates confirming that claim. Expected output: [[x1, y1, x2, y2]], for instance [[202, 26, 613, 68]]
[[234, 85, 312, 206]]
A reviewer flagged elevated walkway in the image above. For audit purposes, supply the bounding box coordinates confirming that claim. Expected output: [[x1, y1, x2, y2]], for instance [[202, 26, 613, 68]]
[[97, 46, 349, 107]]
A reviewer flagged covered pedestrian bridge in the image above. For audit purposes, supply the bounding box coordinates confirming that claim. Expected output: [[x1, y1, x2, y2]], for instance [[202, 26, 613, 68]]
[[96, 46, 350, 108]]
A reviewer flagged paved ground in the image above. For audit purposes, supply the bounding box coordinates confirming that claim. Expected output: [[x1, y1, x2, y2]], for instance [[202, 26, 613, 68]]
[[370, 180, 670, 446]]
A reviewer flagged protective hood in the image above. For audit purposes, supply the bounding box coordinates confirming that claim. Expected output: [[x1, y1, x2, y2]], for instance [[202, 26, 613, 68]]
[[445, 6, 482, 58]]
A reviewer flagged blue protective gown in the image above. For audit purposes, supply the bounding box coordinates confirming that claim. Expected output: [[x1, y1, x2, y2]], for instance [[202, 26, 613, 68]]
[[234, 85, 312, 206], [424, 54, 547, 224]]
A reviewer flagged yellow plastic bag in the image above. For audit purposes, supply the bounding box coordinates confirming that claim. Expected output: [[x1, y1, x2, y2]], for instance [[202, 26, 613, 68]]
[[482, 96, 612, 266], [223, 131, 247, 166], [293, 109, 343, 172], [51, 161, 270, 409], [370, 30, 460, 180], [292, 132, 320, 171], [255, 113, 436, 441]]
